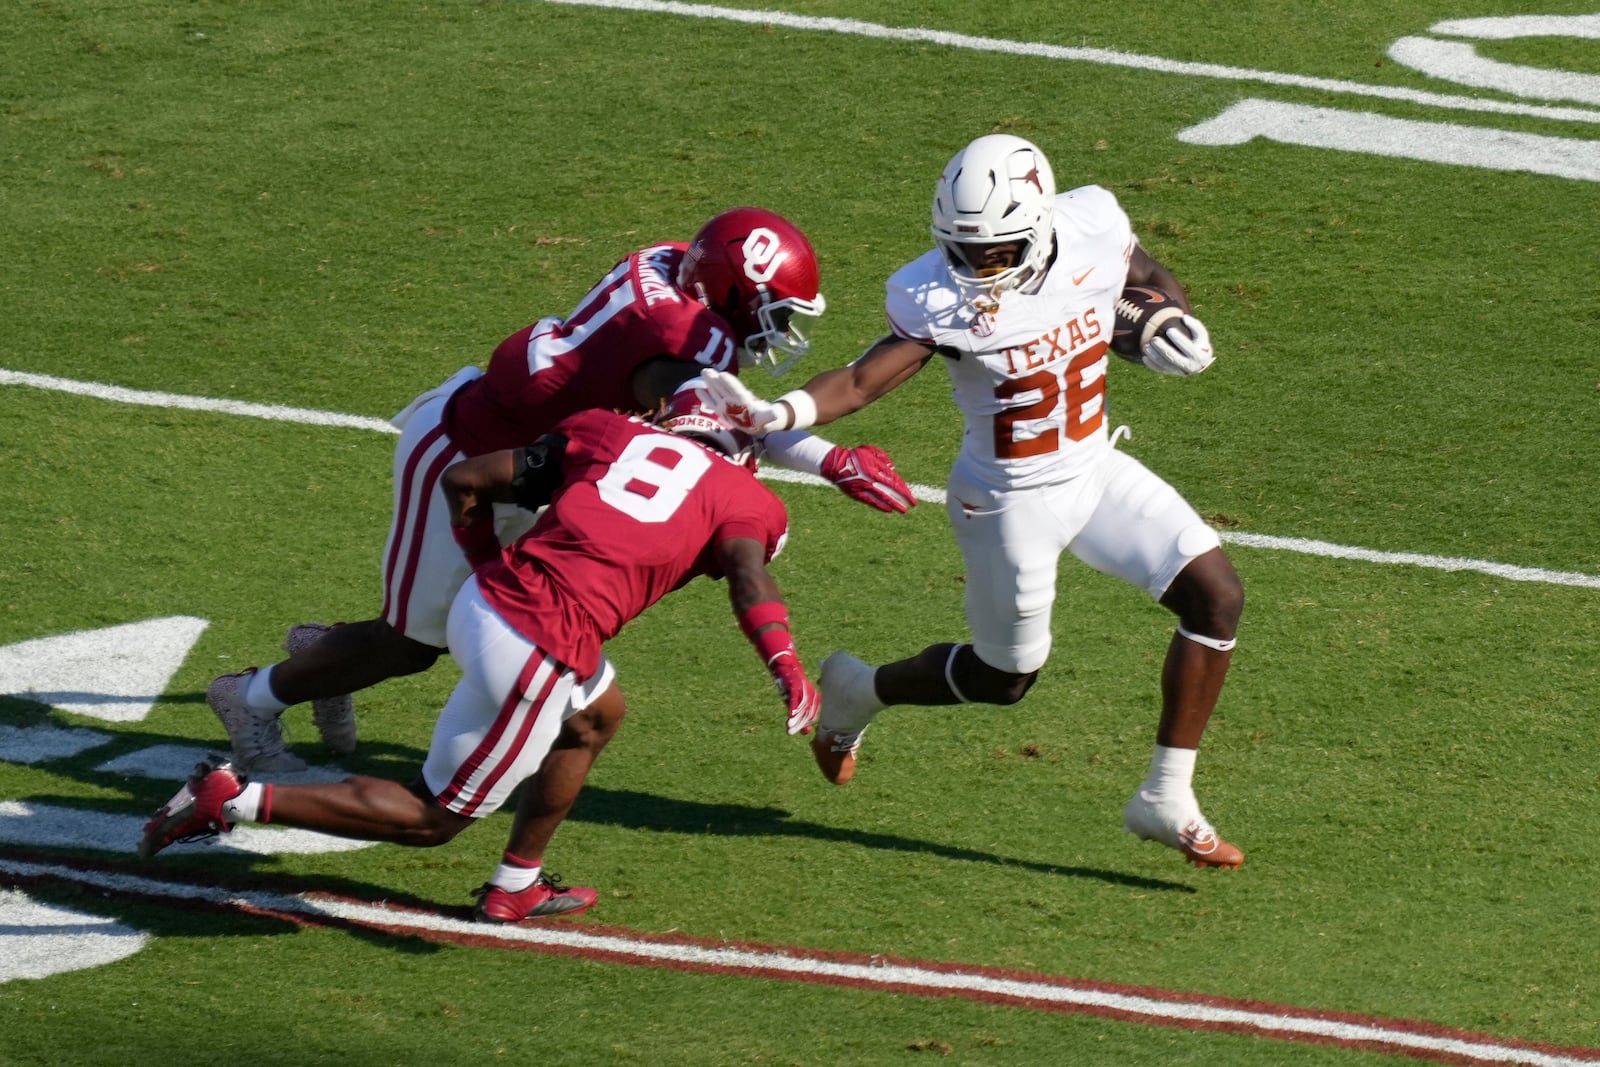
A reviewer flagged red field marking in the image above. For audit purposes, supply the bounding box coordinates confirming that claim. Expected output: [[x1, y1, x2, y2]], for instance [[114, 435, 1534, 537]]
[[5, 854, 1597, 1067]]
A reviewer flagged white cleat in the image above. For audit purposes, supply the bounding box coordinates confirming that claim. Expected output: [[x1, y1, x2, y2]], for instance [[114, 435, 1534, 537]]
[[284, 623, 357, 754], [812, 652, 883, 785], [1123, 788, 1244, 869], [207, 670, 306, 774]]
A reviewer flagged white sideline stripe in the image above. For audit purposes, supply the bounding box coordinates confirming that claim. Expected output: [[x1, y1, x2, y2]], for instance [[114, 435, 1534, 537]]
[[2, 858, 1593, 1067], [534, 0, 1600, 126], [0, 369, 396, 434], [1222, 532, 1600, 590], [7, 367, 1600, 591]]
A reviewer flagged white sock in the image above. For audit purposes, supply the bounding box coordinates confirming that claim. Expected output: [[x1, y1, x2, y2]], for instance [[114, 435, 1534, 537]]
[[244, 667, 291, 713], [821, 660, 884, 733], [492, 852, 542, 892], [1143, 744, 1198, 799], [221, 782, 267, 823]]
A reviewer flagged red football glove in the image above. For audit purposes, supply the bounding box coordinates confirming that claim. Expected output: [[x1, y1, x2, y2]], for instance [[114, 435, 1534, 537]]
[[821, 445, 916, 514], [740, 601, 819, 735], [453, 517, 500, 570], [768, 649, 821, 736]]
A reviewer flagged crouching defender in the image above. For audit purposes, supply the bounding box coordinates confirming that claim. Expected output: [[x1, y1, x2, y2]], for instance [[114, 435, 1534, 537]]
[[141, 380, 822, 920]]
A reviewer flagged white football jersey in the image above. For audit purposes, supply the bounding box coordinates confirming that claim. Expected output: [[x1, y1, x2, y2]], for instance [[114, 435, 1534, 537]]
[[885, 184, 1135, 491]]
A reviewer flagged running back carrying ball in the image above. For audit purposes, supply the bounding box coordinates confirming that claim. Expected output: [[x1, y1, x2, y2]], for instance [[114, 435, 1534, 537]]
[[1111, 284, 1215, 376], [1110, 284, 1185, 358]]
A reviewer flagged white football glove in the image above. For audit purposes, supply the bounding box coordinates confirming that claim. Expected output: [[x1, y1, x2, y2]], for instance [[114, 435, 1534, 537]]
[[1140, 314, 1215, 377], [700, 368, 789, 435]]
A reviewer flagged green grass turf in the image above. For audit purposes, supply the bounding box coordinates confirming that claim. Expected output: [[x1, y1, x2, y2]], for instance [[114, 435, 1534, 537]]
[[3, 1, 1599, 1063]]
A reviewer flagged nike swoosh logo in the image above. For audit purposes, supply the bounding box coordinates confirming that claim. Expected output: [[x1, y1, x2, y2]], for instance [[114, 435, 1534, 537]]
[[1180, 821, 1219, 854], [1071, 267, 1095, 285]]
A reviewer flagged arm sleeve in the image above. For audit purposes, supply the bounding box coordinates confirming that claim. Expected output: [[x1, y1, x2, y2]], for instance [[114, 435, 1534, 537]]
[[759, 429, 835, 475]]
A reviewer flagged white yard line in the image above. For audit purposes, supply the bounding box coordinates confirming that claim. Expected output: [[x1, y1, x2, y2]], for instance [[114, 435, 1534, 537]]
[[532, 0, 1600, 125], [5, 857, 1597, 1066], [0, 368, 395, 434], [6, 367, 1597, 592]]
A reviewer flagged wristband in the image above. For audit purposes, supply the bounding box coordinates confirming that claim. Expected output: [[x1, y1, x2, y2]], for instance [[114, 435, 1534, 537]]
[[737, 600, 790, 639], [775, 389, 818, 431], [737, 601, 795, 665]]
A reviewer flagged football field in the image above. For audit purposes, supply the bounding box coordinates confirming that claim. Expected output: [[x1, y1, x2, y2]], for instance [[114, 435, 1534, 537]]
[[3, 2, 1599, 1064]]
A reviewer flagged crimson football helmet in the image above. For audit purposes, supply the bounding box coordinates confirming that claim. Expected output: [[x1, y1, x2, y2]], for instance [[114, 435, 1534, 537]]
[[657, 377, 756, 467], [678, 207, 826, 377], [930, 134, 1057, 312]]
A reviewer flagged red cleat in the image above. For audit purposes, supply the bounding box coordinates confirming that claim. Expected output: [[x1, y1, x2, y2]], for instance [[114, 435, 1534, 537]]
[[471, 874, 597, 922], [139, 754, 248, 859]]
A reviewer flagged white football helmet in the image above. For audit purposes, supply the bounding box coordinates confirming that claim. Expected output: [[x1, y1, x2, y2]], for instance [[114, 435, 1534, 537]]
[[930, 134, 1057, 312]]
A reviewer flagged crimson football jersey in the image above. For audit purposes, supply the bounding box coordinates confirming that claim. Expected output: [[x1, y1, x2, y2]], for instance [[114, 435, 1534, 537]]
[[442, 244, 742, 456], [474, 408, 789, 677]]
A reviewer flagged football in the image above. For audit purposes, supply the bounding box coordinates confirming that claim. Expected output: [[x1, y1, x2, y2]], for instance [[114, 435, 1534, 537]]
[[1110, 284, 1185, 358]]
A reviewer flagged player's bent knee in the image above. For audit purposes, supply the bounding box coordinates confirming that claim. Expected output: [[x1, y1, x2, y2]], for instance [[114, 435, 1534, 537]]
[[382, 628, 445, 676], [349, 618, 446, 676], [554, 710, 622, 754], [405, 823, 467, 848], [1191, 576, 1244, 637], [1165, 549, 1244, 638], [401, 780, 473, 847], [956, 650, 1039, 706]]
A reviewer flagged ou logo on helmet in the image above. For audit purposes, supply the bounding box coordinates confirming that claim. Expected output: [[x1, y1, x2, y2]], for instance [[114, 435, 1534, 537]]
[[739, 228, 791, 284]]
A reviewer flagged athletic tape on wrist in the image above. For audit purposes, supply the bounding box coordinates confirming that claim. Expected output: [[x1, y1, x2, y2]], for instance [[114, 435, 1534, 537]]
[[777, 389, 817, 431]]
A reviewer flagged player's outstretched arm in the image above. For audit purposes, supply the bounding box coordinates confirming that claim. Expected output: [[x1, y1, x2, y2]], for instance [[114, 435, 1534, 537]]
[[760, 430, 917, 514], [702, 335, 934, 434], [716, 536, 819, 736]]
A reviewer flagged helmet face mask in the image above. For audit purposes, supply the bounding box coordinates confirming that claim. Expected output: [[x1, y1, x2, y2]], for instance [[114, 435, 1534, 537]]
[[678, 207, 826, 377], [930, 134, 1057, 313], [742, 292, 825, 376]]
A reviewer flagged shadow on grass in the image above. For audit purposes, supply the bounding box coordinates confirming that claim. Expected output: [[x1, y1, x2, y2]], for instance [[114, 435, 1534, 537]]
[[2, 700, 1189, 904], [4, 848, 470, 956], [569, 786, 1195, 894]]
